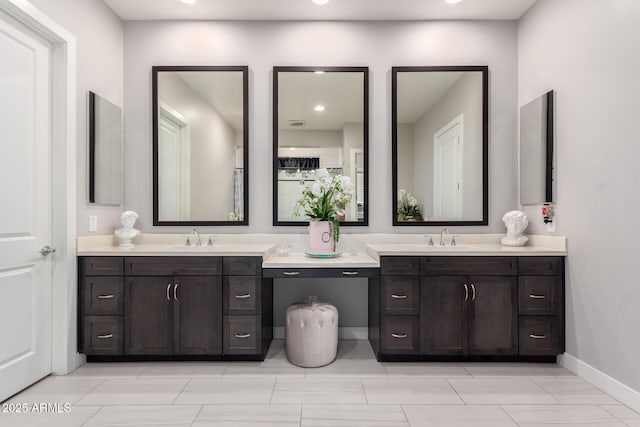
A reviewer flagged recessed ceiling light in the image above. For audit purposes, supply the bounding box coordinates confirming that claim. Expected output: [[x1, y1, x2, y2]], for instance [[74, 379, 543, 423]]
[[180, 0, 196, 5], [312, 0, 330, 5], [446, 0, 463, 4], [314, 105, 326, 112]]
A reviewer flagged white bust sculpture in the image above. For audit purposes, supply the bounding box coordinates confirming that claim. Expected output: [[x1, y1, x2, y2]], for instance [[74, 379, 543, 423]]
[[114, 210, 140, 248], [500, 210, 529, 247]]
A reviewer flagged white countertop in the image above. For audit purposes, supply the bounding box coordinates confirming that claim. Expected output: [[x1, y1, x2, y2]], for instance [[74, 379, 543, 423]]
[[262, 251, 379, 269], [77, 233, 566, 267]]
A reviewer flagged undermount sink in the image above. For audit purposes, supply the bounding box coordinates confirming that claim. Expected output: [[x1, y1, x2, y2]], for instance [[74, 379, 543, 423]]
[[169, 245, 215, 250], [428, 245, 473, 250]]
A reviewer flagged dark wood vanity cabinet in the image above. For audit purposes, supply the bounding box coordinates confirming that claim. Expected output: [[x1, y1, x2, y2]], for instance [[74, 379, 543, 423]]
[[374, 256, 564, 361], [79, 255, 270, 360], [222, 257, 272, 358], [78, 257, 124, 355]]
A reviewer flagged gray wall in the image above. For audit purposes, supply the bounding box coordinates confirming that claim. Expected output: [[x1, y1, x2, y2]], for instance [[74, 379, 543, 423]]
[[123, 20, 518, 234], [30, 0, 124, 235], [519, 0, 640, 391]]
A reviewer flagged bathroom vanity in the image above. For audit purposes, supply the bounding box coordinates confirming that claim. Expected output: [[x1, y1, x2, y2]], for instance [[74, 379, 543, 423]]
[[77, 235, 566, 363]]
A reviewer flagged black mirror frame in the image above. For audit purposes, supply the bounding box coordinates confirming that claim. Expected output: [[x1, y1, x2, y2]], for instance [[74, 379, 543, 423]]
[[152, 65, 249, 226], [391, 65, 489, 227], [272, 66, 369, 227]]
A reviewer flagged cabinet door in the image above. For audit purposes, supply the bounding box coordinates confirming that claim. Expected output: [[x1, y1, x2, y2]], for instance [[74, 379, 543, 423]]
[[125, 277, 173, 355], [174, 276, 222, 355], [468, 276, 518, 355], [420, 276, 467, 355]]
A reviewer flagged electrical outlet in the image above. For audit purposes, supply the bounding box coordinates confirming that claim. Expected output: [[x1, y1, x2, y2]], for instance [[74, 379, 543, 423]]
[[89, 216, 98, 232], [547, 219, 556, 233]]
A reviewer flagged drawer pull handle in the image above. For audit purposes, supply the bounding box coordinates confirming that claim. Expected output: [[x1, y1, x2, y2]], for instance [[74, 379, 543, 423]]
[[530, 334, 546, 339], [470, 283, 476, 301], [235, 294, 252, 299], [97, 294, 114, 299], [391, 294, 407, 299], [235, 333, 251, 339], [166, 284, 171, 301], [97, 334, 113, 339], [174, 284, 179, 301], [529, 294, 546, 299], [283, 271, 300, 276], [391, 333, 408, 339], [463, 284, 469, 301], [342, 271, 359, 276]]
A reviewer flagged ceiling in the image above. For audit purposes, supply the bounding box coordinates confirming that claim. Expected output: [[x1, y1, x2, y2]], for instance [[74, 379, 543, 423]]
[[103, 0, 537, 21]]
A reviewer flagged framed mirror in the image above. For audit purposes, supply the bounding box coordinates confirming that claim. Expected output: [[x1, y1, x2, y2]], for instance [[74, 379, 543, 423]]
[[392, 66, 488, 226], [152, 66, 249, 226], [520, 90, 554, 205], [88, 91, 122, 205], [273, 66, 369, 226]]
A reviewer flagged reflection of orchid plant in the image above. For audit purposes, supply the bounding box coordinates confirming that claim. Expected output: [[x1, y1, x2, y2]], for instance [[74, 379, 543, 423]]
[[397, 189, 422, 220], [294, 168, 354, 242]]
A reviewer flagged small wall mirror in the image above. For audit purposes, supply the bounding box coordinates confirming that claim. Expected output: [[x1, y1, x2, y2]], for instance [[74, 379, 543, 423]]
[[88, 91, 122, 205], [273, 66, 369, 226], [152, 66, 249, 225], [520, 90, 554, 205], [392, 66, 488, 226]]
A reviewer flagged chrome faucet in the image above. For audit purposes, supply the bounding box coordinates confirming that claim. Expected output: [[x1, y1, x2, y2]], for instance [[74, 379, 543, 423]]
[[191, 228, 202, 246], [439, 228, 449, 246]]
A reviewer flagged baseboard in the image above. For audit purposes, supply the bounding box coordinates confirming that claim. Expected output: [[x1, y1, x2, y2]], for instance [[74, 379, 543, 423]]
[[558, 352, 640, 413], [273, 327, 368, 340]]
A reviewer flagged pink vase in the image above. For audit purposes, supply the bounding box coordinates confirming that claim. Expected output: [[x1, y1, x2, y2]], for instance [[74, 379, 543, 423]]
[[308, 220, 335, 254]]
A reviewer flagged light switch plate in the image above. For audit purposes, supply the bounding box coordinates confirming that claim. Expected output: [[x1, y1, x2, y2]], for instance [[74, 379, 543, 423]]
[[89, 216, 97, 232]]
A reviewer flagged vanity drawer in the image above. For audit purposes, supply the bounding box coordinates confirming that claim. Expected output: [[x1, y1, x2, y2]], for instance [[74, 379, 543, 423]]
[[519, 317, 561, 355], [82, 277, 124, 315], [518, 257, 562, 276], [380, 316, 419, 355], [381, 257, 420, 276], [381, 277, 419, 315], [125, 257, 222, 276], [223, 257, 262, 276], [80, 257, 124, 276], [224, 315, 261, 355], [421, 257, 517, 276], [83, 316, 123, 355], [519, 276, 560, 315], [223, 276, 261, 315]]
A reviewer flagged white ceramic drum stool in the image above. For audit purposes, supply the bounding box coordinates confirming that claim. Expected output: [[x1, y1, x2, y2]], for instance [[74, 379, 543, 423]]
[[285, 301, 338, 368]]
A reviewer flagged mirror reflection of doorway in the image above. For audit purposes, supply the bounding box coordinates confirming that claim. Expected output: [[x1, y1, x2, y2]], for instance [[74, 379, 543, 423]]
[[158, 104, 190, 221], [433, 114, 463, 220]]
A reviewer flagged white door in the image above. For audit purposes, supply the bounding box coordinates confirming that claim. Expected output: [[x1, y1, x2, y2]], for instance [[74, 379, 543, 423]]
[[433, 115, 463, 220], [0, 9, 53, 401], [158, 107, 190, 221]]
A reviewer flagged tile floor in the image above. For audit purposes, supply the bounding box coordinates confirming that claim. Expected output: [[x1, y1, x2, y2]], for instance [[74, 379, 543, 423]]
[[1, 340, 639, 426]]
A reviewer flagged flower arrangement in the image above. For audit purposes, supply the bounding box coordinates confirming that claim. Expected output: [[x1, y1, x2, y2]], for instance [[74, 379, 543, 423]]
[[397, 189, 423, 221], [294, 168, 354, 243]]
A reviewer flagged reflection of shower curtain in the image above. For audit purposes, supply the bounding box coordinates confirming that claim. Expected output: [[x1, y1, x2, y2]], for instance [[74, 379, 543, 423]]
[[234, 169, 243, 219]]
